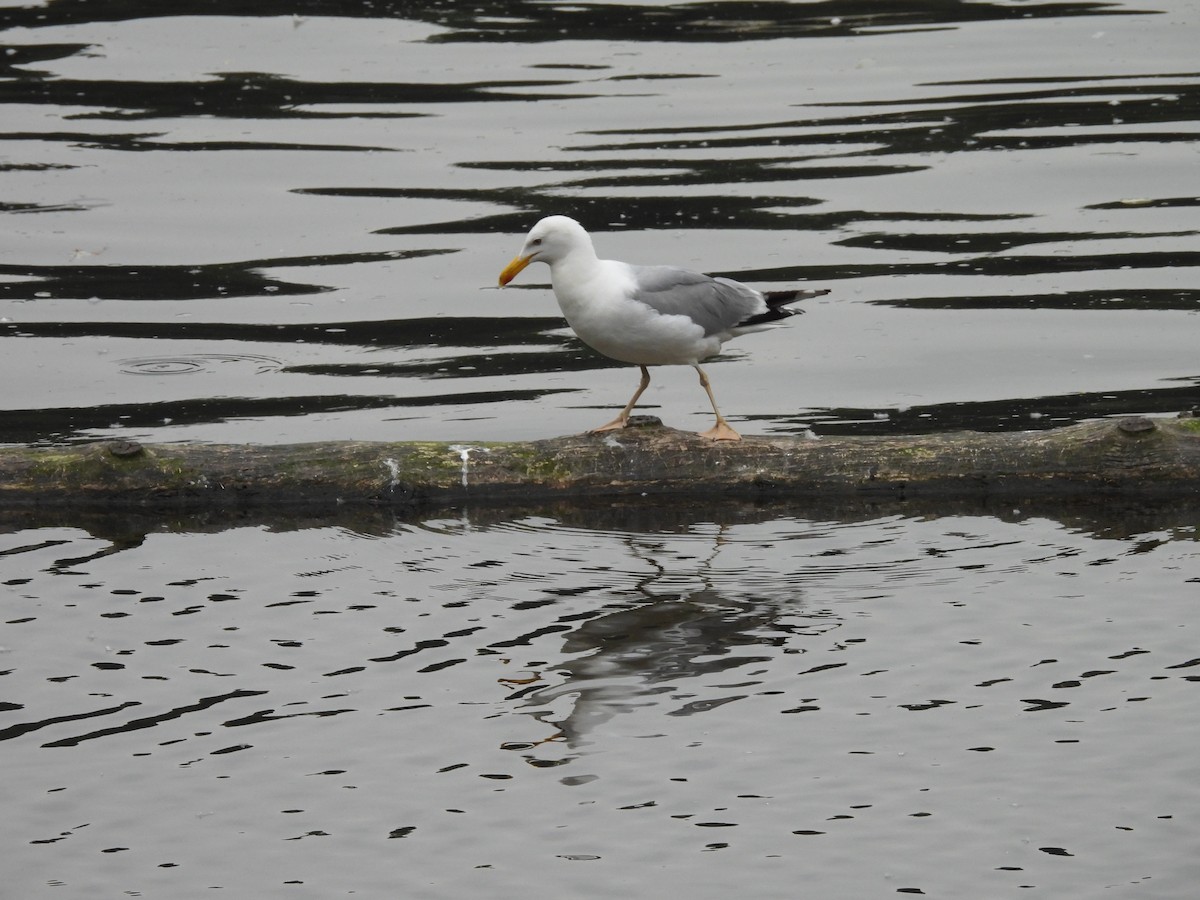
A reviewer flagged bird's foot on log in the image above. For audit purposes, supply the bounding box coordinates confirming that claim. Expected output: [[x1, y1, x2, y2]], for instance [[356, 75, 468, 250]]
[[699, 420, 742, 442], [588, 416, 629, 434], [588, 414, 663, 434]]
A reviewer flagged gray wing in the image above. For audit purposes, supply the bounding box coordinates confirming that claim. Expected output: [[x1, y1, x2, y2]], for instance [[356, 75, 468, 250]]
[[626, 265, 765, 336]]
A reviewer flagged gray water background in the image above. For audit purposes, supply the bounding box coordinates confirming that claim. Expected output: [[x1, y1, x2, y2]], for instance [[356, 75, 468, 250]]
[[2, 1, 1197, 442], [2, 2, 1199, 897]]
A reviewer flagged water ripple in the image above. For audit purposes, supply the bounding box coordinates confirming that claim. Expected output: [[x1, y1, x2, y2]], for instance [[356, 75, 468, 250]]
[[119, 353, 283, 376]]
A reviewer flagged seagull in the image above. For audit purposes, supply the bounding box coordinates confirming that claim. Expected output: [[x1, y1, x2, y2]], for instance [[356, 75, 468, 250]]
[[498, 215, 827, 441]]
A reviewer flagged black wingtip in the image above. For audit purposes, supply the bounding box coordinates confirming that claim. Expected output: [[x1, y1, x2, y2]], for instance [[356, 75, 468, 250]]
[[737, 288, 829, 327], [763, 288, 831, 307]]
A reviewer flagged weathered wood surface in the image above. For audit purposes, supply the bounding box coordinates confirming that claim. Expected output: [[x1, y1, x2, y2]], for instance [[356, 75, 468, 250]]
[[0, 415, 1197, 511]]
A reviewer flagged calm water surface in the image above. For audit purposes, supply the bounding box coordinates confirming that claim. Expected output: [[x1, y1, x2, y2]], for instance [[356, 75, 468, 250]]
[[3, 502, 1199, 897], [2, 2, 1199, 897]]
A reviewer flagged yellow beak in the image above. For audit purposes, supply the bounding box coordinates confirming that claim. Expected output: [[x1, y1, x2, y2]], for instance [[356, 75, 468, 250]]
[[498, 254, 533, 287]]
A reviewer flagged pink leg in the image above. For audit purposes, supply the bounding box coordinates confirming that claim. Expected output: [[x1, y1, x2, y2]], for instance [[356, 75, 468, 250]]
[[589, 365, 652, 433], [694, 365, 741, 441]]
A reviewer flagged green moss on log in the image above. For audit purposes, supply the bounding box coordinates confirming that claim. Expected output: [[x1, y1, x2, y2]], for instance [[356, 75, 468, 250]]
[[1, 415, 1197, 510]]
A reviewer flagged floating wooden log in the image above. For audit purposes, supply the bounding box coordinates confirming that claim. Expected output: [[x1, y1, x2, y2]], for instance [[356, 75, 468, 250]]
[[0, 415, 1197, 512]]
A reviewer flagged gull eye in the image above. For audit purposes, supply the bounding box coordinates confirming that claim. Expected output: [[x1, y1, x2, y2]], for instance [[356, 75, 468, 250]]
[[529, 238, 543, 247]]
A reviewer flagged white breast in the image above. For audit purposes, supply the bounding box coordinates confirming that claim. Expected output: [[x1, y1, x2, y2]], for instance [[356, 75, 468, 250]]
[[550, 260, 720, 365]]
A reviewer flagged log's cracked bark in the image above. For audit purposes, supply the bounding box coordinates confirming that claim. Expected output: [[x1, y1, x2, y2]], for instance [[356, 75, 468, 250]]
[[0, 415, 1197, 512]]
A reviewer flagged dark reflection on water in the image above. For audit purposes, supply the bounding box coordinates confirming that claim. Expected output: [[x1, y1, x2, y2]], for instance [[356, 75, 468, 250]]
[[0, 249, 454, 302], [0, 71, 589, 120], [592, 72, 1200, 153], [0, 0, 1150, 42], [282, 350, 607, 381], [370, 191, 1010, 237], [0, 127, 395, 153], [0, 388, 569, 446], [786, 383, 1200, 434], [3, 315, 565, 348], [836, 229, 1197, 256], [880, 288, 1200, 311], [2, 492, 1195, 569], [0, 41, 91, 76], [739, 248, 1200, 284], [372, 70, 1200, 245]]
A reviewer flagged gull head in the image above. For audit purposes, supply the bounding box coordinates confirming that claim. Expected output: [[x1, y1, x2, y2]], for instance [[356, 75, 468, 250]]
[[498, 215, 594, 286]]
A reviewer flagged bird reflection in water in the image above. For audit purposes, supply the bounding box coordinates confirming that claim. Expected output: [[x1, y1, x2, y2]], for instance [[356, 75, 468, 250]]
[[496, 528, 842, 755]]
